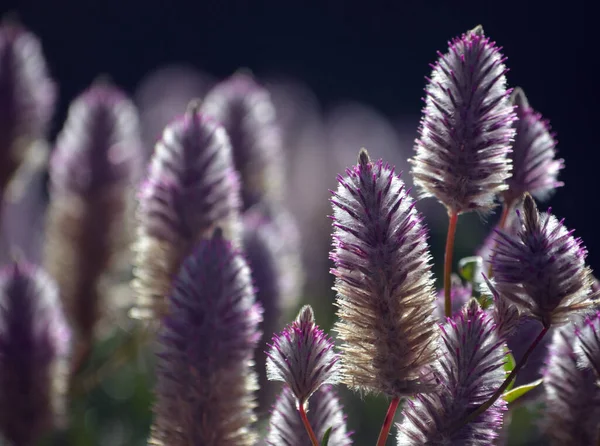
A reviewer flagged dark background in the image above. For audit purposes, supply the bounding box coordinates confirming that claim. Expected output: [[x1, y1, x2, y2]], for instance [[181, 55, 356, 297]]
[[6, 0, 597, 263]]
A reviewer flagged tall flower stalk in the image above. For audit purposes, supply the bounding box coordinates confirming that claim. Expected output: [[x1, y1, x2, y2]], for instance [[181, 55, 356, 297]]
[[410, 25, 516, 318]]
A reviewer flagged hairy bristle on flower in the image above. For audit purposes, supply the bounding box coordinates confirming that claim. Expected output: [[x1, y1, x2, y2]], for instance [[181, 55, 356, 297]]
[[267, 385, 352, 446], [44, 82, 141, 358], [330, 149, 438, 397], [503, 87, 563, 204], [481, 275, 520, 340], [490, 194, 596, 327], [0, 262, 71, 446], [0, 19, 55, 195], [397, 300, 507, 445], [131, 101, 241, 320], [201, 71, 285, 210], [266, 305, 340, 405], [409, 25, 515, 214], [435, 275, 472, 321], [149, 230, 262, 446], [242, 203, 303, 412], [542, 326, 600, 445], [575, 311, 600, 377]]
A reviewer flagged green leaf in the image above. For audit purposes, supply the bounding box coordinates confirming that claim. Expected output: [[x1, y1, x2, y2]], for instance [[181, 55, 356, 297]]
[[458, 256, 483, 283], [503, 348, 516, 392], [502, 379, 544, 404], [321, 427, 333, 446]]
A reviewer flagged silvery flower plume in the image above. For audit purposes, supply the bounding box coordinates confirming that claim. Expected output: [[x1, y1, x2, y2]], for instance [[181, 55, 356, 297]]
[[243, 203, 303, 412], [576, 310, 600, 377], [266, 305, 340, 405], [132, 100, 241, 320], [435, 275, 472, 321], [267, 386, 352, 446], [410, 25, 515, 214], [201, 71, 285, 210], [0, 17, 55, 199], [44, 81, 141, 369], [503, 87, 563, 206], [397, 300, 507, 445], [491, 194, 597, 327], [481, 275, 520, 340], [331, 149, 438, 397], [149, 229, 262, 446], [542, 326, 600, 445], [0, 261, 71, 446]]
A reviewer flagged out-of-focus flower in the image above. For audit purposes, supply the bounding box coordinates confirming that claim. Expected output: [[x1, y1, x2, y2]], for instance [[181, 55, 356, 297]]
[[331, 149, 438, 397], [149, 230, 262, 446], [267, 385, 352, 446], [0, 18, 55, 198], [542, 326, 600, 445], [576, 311, 600, 377], [481, 275, 520, 340], [266, 305, 340, 405], [202, 71, 284, 210], [410, 25, 515, 214], [435, 276, 472, 321], [131, 101, 241, 320], [44, 81, 141, 359], [503, 87, 563, 205], [0, 262, 71, 446], [397, 300, 507, 445], [491, 194, 596, 327]]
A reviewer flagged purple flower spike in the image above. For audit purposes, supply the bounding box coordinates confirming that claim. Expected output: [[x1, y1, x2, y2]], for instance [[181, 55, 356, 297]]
[[435, 276, 472, 321], [44, 81, 141, 349], [132, 100, 241, 320], [266, 305, 340, 405], [267, 386, 352, 446], [410, 25, 516, 214], [542, 326, 600, 445], [504, 87, 564, 205], [575, 311, 600, 377], [149, 229, 262, 446], [331, 149, 438, 397], [242, 203, 304, 412], [0, 18, 56, 194], [201, 71, 285, 210], [491, 194, 596, 327], [0, 262, 71, 446], [397, 300, 507, 445]]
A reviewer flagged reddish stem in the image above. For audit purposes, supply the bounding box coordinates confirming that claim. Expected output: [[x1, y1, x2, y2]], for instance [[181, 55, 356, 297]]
[[376, 397, 401, 446], [299, 401, 319, 446], [452, 326, 549, 433], [444, 211, 459, 318]]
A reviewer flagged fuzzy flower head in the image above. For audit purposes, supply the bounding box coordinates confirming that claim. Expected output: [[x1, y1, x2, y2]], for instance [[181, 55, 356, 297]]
[[575, 311, 600, 377], [201, 71, 285, 209], [491, 194, 596, 327], [266, 305, 340, 405], [132, 101, 241, 320], [149, 229, 262, 446], [410, 25, 516, 214], [0, 18, 56, 192], [49, 81, 142, 194], [0, 261, 71, 446], [267, 386, 352, 446], [503, 87, 563, 205], [543, 326, 600, 445], [331, 149, 438, 397], [397, 299, 507, 445], [481, 275, 520, 340]]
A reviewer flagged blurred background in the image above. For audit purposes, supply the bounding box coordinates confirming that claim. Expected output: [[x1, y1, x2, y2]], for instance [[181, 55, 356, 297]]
[[0, 0, 596, 445]]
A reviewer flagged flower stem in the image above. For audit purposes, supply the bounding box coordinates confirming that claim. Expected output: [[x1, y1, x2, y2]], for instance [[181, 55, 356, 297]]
[[453, 326, 549, 432], [376, 397, 401, 446], [299, 401, 319, 446], [444, 211, 459, 318]]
